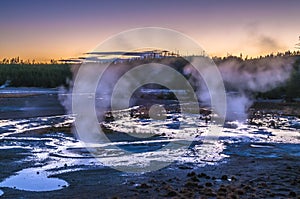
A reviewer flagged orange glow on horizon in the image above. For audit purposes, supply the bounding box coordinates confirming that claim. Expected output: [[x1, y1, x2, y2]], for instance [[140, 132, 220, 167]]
[[0, 27, 298, 62]]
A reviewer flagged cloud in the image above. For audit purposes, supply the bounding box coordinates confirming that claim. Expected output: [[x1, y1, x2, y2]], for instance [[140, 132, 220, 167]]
[[258, 35, 282, 52], [244, 22, 286, 54]]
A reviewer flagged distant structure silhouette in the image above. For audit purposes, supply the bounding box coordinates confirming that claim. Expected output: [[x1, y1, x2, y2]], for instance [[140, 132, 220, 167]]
[[59, 50, 182, 64]]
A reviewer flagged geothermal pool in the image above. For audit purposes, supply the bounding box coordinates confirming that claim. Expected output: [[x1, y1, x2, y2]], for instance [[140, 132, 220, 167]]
[[0, 108, 299, 192], [0, 88, 299, 194]]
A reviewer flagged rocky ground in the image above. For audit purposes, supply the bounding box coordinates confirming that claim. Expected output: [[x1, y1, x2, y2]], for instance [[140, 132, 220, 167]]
[[1, 142, 299, 199]]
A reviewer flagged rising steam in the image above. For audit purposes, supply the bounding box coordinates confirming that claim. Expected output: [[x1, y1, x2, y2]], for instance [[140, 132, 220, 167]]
[[198, 56, 295, 120], [60, 56, 296, 122]]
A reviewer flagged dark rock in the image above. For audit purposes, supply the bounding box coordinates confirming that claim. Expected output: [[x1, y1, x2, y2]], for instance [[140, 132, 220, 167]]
[[203, 187, 213, 193], [228, 193, 238, 199], [269, 193, 275, 197], [198, 184, 204, 189], [185, 181, 198, 188], [236, 189, 244, 195], [137, 183, 151, 189], [191, 176, 199, 182], [187, 171, 196, 177], [198, 172, 207, 178], [205, 182, 213, 187], [289, 191, 296, 197], [166, 191, 178, 197], [217, 192, 226, 197], [259, 182, 267, 188], [244, 185, 252, 190], [221, 175, 228, 180], [203, 188, 216, 197], [129, 181, 135, 185], [218, 187, 227, 193], [206, 192, 217, 197], [149, 179, 157, 183], [226, 185, 234, 192]]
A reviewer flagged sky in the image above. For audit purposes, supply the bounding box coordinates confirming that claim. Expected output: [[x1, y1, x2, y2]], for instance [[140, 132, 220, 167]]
[[0, 0, 299, 62]]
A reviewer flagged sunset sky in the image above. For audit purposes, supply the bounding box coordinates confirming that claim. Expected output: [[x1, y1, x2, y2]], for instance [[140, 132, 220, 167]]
[[0, 0, 299, 62]]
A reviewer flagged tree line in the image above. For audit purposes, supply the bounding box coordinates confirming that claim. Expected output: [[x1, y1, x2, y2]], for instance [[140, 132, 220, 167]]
[[0, 55, 299, 100], [0, 64, 72, 88]]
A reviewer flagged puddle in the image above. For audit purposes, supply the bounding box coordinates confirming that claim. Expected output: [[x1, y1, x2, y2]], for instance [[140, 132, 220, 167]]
[[225, 143, 300, 159], [0, 168, 68, 192], [0, 189, 3, 196], [250, 144, 274, 148]]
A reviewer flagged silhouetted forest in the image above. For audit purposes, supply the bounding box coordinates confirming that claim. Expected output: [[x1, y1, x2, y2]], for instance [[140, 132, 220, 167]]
[[0, 55, 299, 100], [0, 64, 72, 88]]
